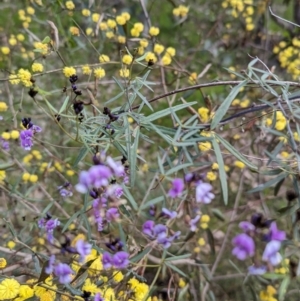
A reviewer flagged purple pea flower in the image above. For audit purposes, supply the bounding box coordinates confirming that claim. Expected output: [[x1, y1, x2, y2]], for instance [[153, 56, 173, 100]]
[[20, 129, 34, 151], [161, 208, 177, 219], [239, 221, 255, 232], [75, 171, 91, 193], [89, 165, 112, 188], [0, 138, 9, 151], [196, 181, 215, 203], [102, 252, 113, 269], [248, 265, 267, 275], [232, 233, 255, 260], [262, 240, 282, 266], [76, 239, 92, 262], [153, 224, 168, 239], [189, 215, 201, 232], [142, 220, 155, 237], [94, 293, 104, 301], [54, 263, 74, 284], [168, 178, 184, 198], [38, 217, 60, 244], [112, 251, 129, 269], [106, 156, 125, 177], [106, 208, 120, 222], [106, 184, 123, 198], [45, 255, 56, 274], [157, 231, 181, 249], [267, 222, 286, 242]]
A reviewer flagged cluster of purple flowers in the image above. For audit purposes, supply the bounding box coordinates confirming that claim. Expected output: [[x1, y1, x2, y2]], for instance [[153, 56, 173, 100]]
[[75, 153, 127, 232], [142, 220, 181, 249], [75, 154, 125, 194], [45, 257, 74, 284], [0, 137, 9, 151], [102, 251, 129, 269], [20, 118, 42, 151], [45, 239, 92, 284], [232, 216, 286, 274], [38, 214, 60, 243], [169, 176, 215, 204]]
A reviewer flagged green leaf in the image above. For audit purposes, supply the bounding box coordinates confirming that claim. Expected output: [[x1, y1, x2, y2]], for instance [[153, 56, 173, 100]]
[[216, 134, 258, 171], [141, 196, 165, 210], [177, 283, 189, 301], [212, 138, 228, 205], [122, 185, 138, 211], [144, 102, 197, 123], [278, 276, 290, 301], [165, 163, 193, 176], [0, 161, 15, 170], [62, 210, 82, 233], [130, 247, 151, 262], [58, 96, 70, 114], [73, 146, 89, 168], [211, 80, 248, 129], [165, 253, 191, 261], [42, 36, 51, 44], [247, 172, 287, 193], [165, 262, 187, 278], [261, 273, 286, 280], [130, 126, 140, 187], [211, 208, 225, 221]]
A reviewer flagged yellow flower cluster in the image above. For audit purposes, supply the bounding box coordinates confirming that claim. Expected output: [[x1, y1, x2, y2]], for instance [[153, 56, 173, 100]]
[[23, 150, 42, 164], [221, 0, 254, 30], [33, 41, 49, 55], [0, 278, 20, 300], [234, 160, 245, 169], [265, 111, 287, 131], [94, 67, 106, 79], [122, 54, 133, 65], [131, 22, 144, 37], [259, 285, 277, 301], [116, 12, 130, 25], [120, 68, 130, 78], [128, 278, 150, 301], [63, 66, 76, 77], [82, 65, 92, 75], [149, 26, 160, 36], [0, 170, 6, 183], [173, 5, 189, 18], [18, 69, 32, 87], [206, 171, 217, 181], [198, 107, 210, 123], [22, 172, 38, 183], [65, 1, 75, 10], [34, 277, 57, 301], [18, 8, 33, 28], [200, 214, 210, 229], [70, 26, 80, 36], [0, 258, 6, 269], [273, 38, 300, 79], [274, 258, 289, 274], [31, 62, 44, 73], [0, 102, 8, 112], [99, 54, 110, 63], [82, 8, 91, 17], [1, 130, 20, 140]]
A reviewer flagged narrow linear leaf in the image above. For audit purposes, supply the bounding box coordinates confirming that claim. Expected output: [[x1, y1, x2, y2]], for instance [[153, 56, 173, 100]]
[[165, 262, 187, 278], [212, 138, 228, 205], [216, 134, 258, 171], [144, 102, 197, 123], [211, 80, 248, 129], [247, 172, 287, 194]]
